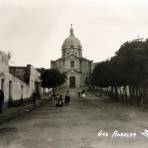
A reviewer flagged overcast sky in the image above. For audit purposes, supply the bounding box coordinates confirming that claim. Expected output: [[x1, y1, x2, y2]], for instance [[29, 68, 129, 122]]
[[0, 0, 148, 68]]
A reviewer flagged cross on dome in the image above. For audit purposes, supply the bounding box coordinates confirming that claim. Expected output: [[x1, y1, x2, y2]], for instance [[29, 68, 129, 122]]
[[70, 24, 74, 36]]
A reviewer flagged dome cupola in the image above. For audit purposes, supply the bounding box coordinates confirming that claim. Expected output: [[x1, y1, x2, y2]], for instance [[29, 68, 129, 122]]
[[62, 25, 82, 49]]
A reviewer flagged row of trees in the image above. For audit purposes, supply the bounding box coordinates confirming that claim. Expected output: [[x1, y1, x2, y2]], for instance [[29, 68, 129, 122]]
[[86, 39, 148, 106]]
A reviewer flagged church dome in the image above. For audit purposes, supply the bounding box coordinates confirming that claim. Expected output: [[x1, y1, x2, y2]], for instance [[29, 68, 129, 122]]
[[62, 25, 82, 49]]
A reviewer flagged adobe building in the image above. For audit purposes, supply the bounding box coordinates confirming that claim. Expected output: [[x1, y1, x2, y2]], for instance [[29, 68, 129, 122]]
[[0, 50, 43, 104], [51, 25, 93, 88]]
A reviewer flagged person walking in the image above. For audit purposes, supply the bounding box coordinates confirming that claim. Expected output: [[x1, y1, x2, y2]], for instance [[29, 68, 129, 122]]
[[65, 90, 70, 105], [78, 91, 81, 98], [0, 90, 4, 113], [55, 94, 59, 107], [32, 92, 36, 106], [59, 94, 63, 107]]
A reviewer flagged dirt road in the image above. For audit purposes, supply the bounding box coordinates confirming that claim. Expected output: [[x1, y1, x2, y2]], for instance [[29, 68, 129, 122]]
[[0, 89, 148, 148]]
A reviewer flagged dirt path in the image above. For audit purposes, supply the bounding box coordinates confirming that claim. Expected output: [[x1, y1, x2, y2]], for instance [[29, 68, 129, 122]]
[[0, 89, 148, 148]]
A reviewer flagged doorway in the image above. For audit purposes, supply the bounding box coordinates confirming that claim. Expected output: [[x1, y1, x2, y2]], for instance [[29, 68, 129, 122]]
[[9, 81, 12, 102], [35, 81, 39, 97], [69, 76, 76, 88], [1, 79, 4, 91], [21, 85, 23, 99]]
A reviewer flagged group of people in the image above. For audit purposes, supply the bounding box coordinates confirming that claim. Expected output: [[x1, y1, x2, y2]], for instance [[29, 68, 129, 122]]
[[51, 90, 71, 107], [0, 88, 86, 113], [0, 90, 4, 114]]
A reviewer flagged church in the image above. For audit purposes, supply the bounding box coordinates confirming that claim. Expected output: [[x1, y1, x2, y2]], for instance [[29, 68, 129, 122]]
[[51, 25, 93, 88]]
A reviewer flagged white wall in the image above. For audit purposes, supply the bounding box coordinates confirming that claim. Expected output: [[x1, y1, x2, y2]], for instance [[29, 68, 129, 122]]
[[0, 51, 43, 104]]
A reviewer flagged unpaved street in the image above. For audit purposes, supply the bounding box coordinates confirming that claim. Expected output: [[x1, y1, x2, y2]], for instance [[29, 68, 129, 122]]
[[0, 89, 148, 148]]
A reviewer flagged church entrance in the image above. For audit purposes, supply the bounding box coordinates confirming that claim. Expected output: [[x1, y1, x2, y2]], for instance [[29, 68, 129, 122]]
[[69, 76, 76, 88]]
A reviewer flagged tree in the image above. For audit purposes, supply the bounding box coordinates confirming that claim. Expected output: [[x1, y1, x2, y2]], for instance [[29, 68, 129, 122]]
[[89, 39, 148, 106], [41, 69, 66, 94]]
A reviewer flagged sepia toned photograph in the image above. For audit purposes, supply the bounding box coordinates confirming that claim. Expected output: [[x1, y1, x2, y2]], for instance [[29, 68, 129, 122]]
[[0, 0, 148, 147]]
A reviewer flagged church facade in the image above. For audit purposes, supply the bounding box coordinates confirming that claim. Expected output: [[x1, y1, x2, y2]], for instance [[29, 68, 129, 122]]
[[51, 26, 93, 88]]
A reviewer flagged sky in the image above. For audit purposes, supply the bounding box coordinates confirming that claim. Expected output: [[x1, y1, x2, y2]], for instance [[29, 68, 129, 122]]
[[0, 0, 148, 68]]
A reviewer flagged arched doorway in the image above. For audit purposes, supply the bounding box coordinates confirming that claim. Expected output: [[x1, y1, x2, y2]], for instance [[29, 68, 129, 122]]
[[69, 76, 76, 88]]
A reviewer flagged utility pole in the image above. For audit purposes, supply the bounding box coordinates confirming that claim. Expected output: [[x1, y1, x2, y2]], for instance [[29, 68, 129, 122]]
[[134, 35, 144, 50], [136, 35, 144, 43]]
